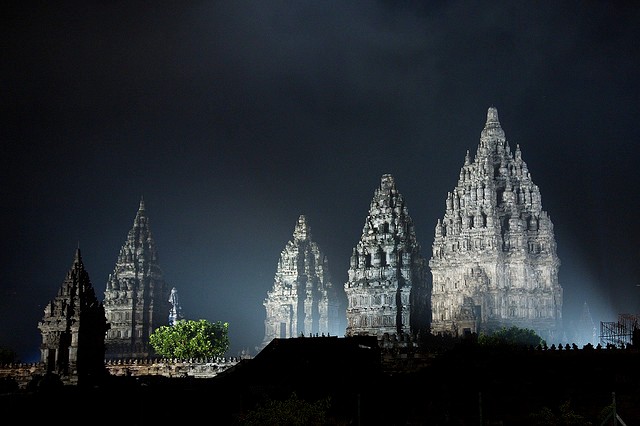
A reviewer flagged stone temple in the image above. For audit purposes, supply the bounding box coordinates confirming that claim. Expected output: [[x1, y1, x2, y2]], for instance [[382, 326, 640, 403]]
[[429, 107, 563, 341], [38, 248, 108, 385], [344, 174, 431, 338], [260, 215, 345, 349], [103, 198, 172, 359]]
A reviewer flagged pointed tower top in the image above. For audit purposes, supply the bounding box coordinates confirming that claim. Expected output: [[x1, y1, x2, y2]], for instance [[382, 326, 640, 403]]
[[133, 197, 149, 227], [487, 106, 499, 124], [74, 247, 83, 266], [293, 214, 311, 242], [481, 106, 505, 144], [380, 174, 396, 191]]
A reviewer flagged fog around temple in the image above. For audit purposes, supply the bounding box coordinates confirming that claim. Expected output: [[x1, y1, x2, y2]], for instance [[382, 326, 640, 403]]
[[2, 2, 639, 362]]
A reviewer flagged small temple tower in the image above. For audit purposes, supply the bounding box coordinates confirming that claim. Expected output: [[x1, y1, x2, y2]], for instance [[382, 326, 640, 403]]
[[429, 107, 563, 341], [261, 215, 345, 349], [576, 301, 597, 345], [38, 248, 109, 385], [168, 287, 184, 326], [103, 198, 171, 359], [344, 174, 431, 339]]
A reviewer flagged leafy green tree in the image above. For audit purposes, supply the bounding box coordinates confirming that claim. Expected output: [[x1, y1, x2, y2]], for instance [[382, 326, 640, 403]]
[[238, 392, 331, 425], [149, 319, 229, 359], [478, 326, 545, 348]]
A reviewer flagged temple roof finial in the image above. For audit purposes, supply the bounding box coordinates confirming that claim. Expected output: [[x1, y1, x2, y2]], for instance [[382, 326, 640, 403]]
[[293, 214, 311, 241], [139, 196, 145, 211], [481, 106, 505, 143], [380, 174, 395, 191], [73, 247, 83, 266], [486, 106, 499, 125]]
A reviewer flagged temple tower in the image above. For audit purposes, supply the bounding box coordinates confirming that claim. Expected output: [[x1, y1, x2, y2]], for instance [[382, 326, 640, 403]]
[[103, 198, 171, 359], [344, 174, 431, 338], [261, 215, 345, 349], [168, 287, 184, 326], [38, 248, 109, 385], [429, 107, 562, 341], [576, 301, 597, 346]]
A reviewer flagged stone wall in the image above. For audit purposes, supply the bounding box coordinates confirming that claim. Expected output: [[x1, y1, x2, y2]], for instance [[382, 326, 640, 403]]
[[104, 357, 240, 378], [0, 362, 46, 389], [0, 357, 240, 389]]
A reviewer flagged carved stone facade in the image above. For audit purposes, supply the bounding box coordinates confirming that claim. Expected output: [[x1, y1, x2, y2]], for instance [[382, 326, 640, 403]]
[[38, 248, 109, 385], [344, 174, 431, 338], [261, 215, 345, 349], [429, 107, 562, 341], [103, 199, 171, 359]]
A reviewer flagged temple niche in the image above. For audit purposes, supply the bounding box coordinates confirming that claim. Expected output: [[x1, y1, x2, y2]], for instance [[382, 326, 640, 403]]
[[260, 215, 346, 350], [429, 107, 563, 342], [102, 198, 171, 359], [344, 174, 431, 339]]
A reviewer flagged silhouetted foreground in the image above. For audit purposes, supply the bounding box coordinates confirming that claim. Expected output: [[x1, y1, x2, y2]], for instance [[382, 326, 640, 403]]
[[2, 336, 639, 425]]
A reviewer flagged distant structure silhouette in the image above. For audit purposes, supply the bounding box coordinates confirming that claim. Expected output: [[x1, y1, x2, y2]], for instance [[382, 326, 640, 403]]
[[38, 248, 109, 385], [576, 301, 597, 345]]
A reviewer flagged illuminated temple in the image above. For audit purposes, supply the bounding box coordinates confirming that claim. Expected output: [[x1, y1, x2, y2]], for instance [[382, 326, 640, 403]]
[[260, 215, 345, 349], [102, 199, 172, 359], [344, 174, 431, 338], [40, 108, 564, 367], [429, 107, 563, 341]]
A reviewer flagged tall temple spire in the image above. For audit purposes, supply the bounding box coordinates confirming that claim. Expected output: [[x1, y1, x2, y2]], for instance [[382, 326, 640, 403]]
[[577, 301, 597, 345], [38, 248, 109, 385], [261, 215, 345, 351], [103, 200, 171, 359], [430, 107, 562, 342], [344, 174, 430, 338]]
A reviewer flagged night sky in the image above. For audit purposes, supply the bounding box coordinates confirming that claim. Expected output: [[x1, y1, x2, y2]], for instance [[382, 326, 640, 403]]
[[3, 2, 639, 361]]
